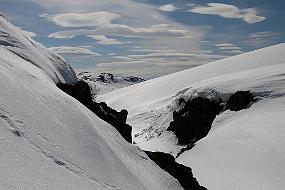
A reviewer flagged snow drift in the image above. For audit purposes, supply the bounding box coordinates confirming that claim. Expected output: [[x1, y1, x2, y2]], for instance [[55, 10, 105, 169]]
[[0, 14, 183, 190], [99, 43, 285, 190]]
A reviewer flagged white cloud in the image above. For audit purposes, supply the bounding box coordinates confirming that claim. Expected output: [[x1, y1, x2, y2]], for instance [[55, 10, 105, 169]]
[[30, 0, 226, 78], [51, 11, 120, 27], [107, 53, 117, 56], [87, 35, 124, 45], [215, 43, 243, 54], [250, 31, 282, 38], [128, 52, 195, 59], [16, 27, 37, 38], [159, 4, 176, 12], [215, 43, 236, 47], [219, 46, 241, 50], [49, 46, 101, 56], [127, 52, 227, 60], [129, 49, 177, 53], [190, 3, 266, 24], [223, 50, 243, 54], [46, 12, 191, 39]]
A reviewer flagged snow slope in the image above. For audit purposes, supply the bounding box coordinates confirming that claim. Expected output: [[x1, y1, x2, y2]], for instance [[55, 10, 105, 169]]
[[99, 43, 285, 190], [0, 15, 77, 84], [0, 14, 183, 190], [77, 72, 145, 96]]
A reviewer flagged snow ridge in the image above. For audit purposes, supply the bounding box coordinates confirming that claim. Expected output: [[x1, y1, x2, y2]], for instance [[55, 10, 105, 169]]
[[0, 14, 77, 84]]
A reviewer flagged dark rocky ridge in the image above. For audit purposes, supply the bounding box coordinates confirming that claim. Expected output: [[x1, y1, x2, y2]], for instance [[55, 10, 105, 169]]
[[78, 72, 145, 84], [168, 91, 255, 146], [57, 81, 132, 143], [145, 151, 207, 190]]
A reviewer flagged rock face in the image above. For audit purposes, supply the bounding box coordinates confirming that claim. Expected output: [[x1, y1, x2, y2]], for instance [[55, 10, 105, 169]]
[[168, 91, 255, 146], [145, 151, 207, 190], [225, 91, 255, 111], [167, 97, 223, 145], [57, 81, 132, 143]]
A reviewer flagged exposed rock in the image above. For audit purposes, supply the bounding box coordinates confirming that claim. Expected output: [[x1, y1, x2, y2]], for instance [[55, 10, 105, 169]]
[[57, 81, 93, 104], [167, 97, 223, 145], [97, 73, 114, 83], [57, 81, 132, 143], [145, 151, 207, 190], [225, 91, 255, 111], [168, 91, 256, 146]]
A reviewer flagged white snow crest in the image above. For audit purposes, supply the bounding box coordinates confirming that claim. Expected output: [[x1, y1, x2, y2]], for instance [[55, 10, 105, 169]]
[[0, 15, 77, 84]]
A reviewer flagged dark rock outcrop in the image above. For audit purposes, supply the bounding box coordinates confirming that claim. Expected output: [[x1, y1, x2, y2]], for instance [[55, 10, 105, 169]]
[[145, 151, 207, 190], [57, 81, 132, 143], [167, 97, 223, 145], [168, 91, 255, 147], [57, 81, 93, 105], [225, 91, 255, 111], [97, 73, 115, 83]]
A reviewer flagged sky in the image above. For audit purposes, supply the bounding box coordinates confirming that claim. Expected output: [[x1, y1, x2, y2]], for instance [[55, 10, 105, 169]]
[[1, 0, 284, 79]]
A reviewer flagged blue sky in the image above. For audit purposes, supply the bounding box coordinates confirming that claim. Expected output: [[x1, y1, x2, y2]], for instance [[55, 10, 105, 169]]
[[1, 0, 284, 79]]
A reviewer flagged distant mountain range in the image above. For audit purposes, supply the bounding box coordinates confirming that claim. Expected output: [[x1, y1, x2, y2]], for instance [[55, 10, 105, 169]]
[[77, 72, 145, 96]]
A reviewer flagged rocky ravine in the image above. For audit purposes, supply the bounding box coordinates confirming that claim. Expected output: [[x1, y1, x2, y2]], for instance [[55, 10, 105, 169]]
[[58, 74, 257, 190]]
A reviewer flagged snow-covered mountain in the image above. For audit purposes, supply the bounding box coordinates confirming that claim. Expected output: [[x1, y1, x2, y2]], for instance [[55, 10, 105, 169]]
[[77, 72, 145, 96], [99, 43, 285, 190], [0, 14, 183, 190]]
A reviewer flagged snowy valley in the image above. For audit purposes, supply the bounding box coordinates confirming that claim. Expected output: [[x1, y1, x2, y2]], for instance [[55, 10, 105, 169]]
[[99, 43, 285, 190], [1, 8, 285, 190]]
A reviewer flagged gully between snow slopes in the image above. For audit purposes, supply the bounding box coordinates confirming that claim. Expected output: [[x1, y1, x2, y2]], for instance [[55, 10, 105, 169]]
[[57, 77, 256, 190], [98, 43, 285, 190]]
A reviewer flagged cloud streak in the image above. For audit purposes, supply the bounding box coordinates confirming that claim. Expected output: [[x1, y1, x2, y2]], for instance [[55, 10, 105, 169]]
[[87, 35, 125, 45], [159, 4, 176, 12], [250, 31, 282, 38], [215, 43, 243, 54], [51, 11, 120, 27], [49, 46, 101, 56], [189, 3, 266, 24]]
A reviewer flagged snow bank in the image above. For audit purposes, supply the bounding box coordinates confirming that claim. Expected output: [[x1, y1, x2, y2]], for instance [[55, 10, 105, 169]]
[[99, 43, 285, 190], [0, 14, 183, 190]]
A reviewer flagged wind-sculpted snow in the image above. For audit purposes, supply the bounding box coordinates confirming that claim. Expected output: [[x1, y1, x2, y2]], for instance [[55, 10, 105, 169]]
[[99, 43, 285, 190], [0, 15, 77, 84], [0, 16, 183, 190]]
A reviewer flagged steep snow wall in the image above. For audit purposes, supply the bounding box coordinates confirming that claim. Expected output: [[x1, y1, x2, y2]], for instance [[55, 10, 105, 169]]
[[0, 14, 183, 190]]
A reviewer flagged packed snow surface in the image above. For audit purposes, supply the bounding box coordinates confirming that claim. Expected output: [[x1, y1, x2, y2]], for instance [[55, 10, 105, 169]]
[[99, 43, 285, 190], [0, 14, 183, 190]]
